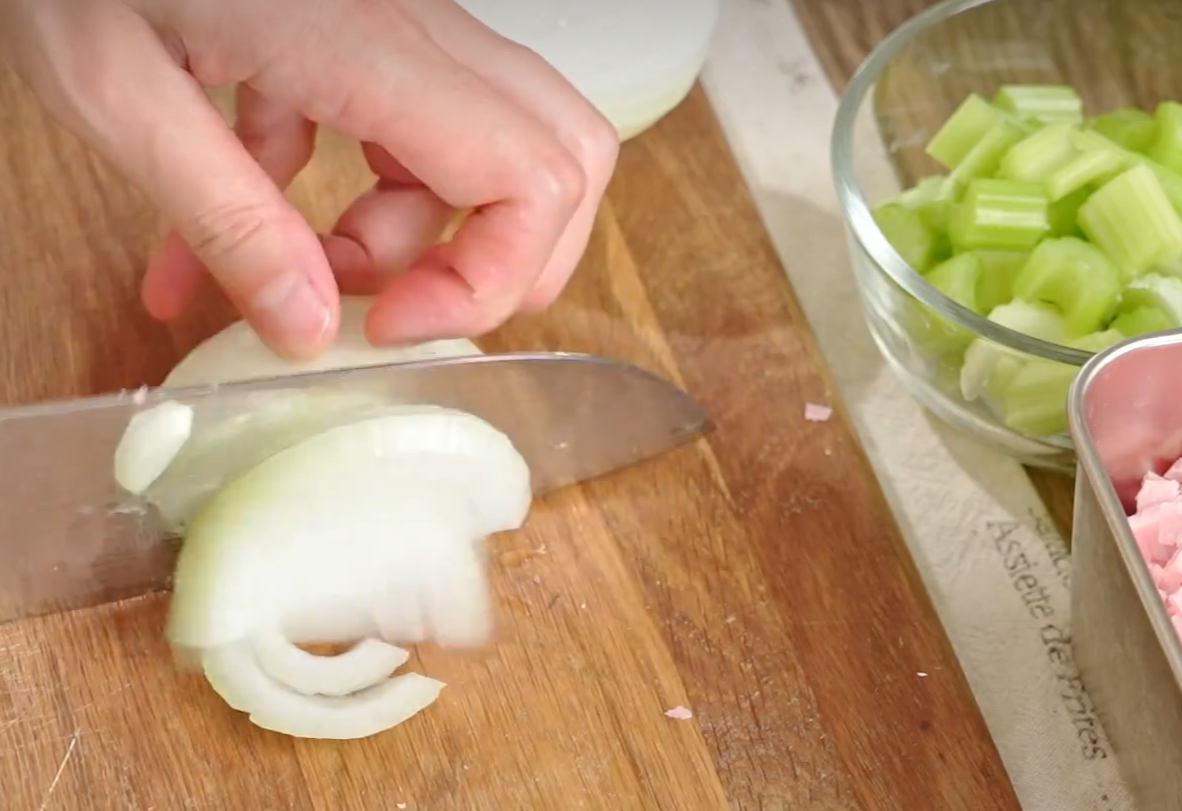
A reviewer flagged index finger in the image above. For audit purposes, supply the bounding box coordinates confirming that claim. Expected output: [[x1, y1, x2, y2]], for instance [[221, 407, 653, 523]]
[[257, 10, 587, 341]]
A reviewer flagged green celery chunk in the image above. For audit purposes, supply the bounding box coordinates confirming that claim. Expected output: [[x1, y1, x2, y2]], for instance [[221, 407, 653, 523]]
[[926, 94, 1007, 169], [907, 253, 983, 356], [1115, 272, 1182, 327], [1012, 237, 1122, 336], [897, 175, 959, 233], [1078, 164, 1182, 274], [1148, 101, 1182, 174], [997, 122, 1079, 182], [1089, 107, 1158, 153], [959, 300, 1067, 401], [1000, 330, 1124, 436], [951, 117, 1030, 183], [948, 178, 1049, 252], [1071, 129, 1182, 217], [1046, 185, 1090, 238], [993, 85, 1084, 126], [1110, 304, 1172, 337], [872, 202, 938, 272], [974, 249, 1030, 312], [1044, 149, 1123, 201]]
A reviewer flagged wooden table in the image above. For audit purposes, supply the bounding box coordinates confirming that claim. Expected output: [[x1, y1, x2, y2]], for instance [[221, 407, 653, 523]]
[[0, 65, 1021, 809]]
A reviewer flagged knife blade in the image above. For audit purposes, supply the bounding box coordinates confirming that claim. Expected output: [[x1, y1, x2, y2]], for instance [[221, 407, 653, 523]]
[[0, 352, 710, 626]]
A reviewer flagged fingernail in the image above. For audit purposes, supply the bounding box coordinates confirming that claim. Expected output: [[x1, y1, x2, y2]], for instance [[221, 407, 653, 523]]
[[252, 272, 332, 357]]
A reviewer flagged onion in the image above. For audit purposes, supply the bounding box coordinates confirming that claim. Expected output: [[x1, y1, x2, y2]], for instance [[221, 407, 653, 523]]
[[115, 296, 532, 740], [457, 0, 721, 140]]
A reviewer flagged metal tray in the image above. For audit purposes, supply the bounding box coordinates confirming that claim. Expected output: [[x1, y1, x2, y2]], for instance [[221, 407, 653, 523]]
[[1069, 329, 1182, 811]]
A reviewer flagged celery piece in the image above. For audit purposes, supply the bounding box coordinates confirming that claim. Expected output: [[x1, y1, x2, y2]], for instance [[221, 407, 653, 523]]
[[1044, 149, 1123, 201], [997, 122, 1079, 182], [974, 249, 1030, 312], [907, 253, 983, 356], [1000, 329, 1124, 436], [1046, 185, 1091, 238], [872, 202, 938, 272], [1148, 101, 1182, 174], [1115, 272, 1182, 327], [950, 117, 1030, 183], [993, 85, 1084, 126], [1071, 128, 1182, 217], [948, 178, 1049, 252], [958, 300, 1067, 401], [926, 94, 1007, 170], [984, 354, 1025, 404], [1012, 237, 1122, 336], [1078, 165, 1182, 274], [1089, 107, 1158, 154], [897, 175, 959, 233], [1110, 304, 1172, 337]]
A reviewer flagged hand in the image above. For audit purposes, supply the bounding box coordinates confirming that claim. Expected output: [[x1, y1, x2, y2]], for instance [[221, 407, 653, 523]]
[[0, 0, 619, 358]]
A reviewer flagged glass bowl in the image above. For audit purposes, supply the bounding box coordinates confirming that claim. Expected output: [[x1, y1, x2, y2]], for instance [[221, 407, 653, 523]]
[[832, 0, 1182, 472]]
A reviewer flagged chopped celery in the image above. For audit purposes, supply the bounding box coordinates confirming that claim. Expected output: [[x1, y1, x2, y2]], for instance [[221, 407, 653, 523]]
[[1089, 107, 1158, 153], [926, 94, 1007, 169], [1071, 128, 1182, 217], [872, 202, 938, 272], [1148, 101, 1182, 174], [951, 117, 1030, 183], [1012, 237, 1122, 336], [993, 85, 1084, 126], [984, 354, 1025, 404], [1047, 185, 1091, 237], [974, 249, 1029, 312], [1044, 149, 1123, 201], [1110, 304, 1172, 337], [959, 300, 1066, 401], [1115, 272, 1182, 327], [908, 253, 982, 355], [897, 174, 959, 234], [948, 178, 1049, 252], [1078, 165, 1182, 274], [997, 122, 1079, 182], [999, 330, 1124, 436]]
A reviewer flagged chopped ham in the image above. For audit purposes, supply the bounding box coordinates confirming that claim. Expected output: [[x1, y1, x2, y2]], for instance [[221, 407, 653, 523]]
[[1137, 473, 1181, 512], [1129, 467, 1182, 645], [664, 705, 693, 720], [804, 403, 832, 422]]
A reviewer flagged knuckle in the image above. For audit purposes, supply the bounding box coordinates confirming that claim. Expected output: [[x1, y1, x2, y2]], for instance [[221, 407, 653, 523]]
[[181, 198, 276, 263], [531, 143, 587, 216]]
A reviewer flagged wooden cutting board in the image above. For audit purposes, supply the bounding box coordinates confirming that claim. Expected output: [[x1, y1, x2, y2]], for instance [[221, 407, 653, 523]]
[[0, 66, 1021, 810]]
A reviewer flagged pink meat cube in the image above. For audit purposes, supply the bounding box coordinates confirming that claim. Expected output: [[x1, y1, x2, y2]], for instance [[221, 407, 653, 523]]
[[1137, 473, 1181, 512], [1130, 507, 1174, 565], [1166, 457, 1182, 483], [1169, 591, 1182, 618]]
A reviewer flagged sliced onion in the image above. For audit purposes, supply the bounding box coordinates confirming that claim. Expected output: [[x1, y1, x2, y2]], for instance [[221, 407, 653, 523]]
[[166, 408, 529, 652], [251, 632, 409, 697], [117, 296, 532, 740], [457, 0, 721, 140], [113, 401, 194, 495], [202, 639, 444, 740]]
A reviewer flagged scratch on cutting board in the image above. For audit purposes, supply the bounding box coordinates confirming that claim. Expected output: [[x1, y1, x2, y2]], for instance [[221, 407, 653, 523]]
[[37, 728, 79, 811]]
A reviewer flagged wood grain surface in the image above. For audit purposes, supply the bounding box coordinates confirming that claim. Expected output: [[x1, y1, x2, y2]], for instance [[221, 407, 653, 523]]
[[789, 0, 1182, 540], [0, 67, 1020, 810]]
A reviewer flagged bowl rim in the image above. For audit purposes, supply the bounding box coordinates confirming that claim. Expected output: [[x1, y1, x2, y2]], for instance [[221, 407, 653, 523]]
[[830, 0, 1093, 366]]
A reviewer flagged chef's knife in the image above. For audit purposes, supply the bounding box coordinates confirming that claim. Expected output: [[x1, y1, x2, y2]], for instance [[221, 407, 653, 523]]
[[0, 352, 711, 626]]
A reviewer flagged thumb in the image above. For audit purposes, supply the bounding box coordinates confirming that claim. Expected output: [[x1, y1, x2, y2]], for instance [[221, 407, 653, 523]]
[[25, 6, 339, 358]]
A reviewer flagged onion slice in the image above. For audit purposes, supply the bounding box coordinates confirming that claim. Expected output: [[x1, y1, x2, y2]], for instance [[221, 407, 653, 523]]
[[113, 401, 194, 495], [203, 639, 444, 740], [251, 633, 410, 697]]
